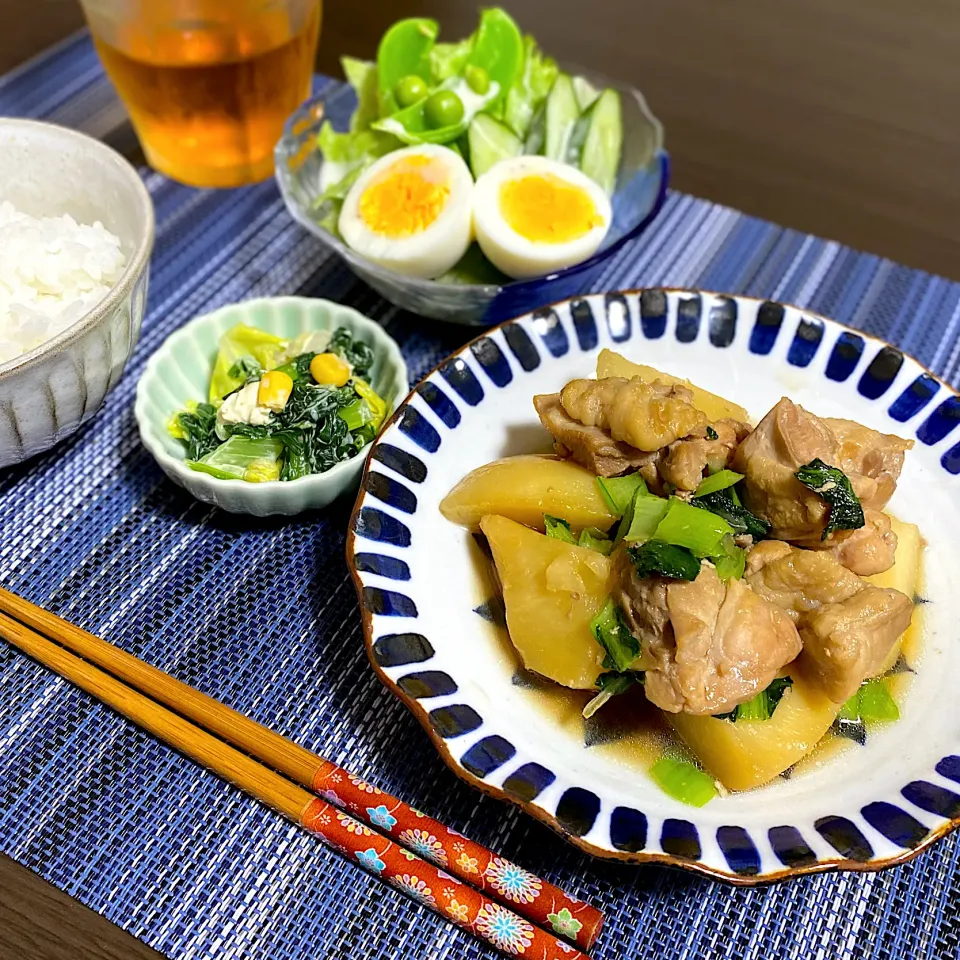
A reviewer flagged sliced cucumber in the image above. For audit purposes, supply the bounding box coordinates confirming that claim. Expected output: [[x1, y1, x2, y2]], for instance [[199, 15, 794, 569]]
[[578, 88, 623, 195], [523, 102, 547, 155], [565, 107, 591, 166], [572, 75, 599, 111], [544, 73, 580, 161], [468, 114, 522, 178]]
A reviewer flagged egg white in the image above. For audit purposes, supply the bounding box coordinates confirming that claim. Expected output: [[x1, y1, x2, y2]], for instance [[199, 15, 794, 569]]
[[339, 145, 474, 280], [472, 156, 612, 280]]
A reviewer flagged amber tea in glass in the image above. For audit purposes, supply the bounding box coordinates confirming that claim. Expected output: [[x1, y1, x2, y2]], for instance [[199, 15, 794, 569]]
[[80, 0, 321, 188]]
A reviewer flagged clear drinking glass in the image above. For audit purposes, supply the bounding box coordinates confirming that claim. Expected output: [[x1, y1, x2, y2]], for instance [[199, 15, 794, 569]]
[[79, 0, 322, 188]]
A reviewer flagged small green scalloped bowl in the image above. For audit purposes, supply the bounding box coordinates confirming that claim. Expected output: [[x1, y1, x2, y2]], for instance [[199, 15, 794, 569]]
[[134, 297, 409, 516]]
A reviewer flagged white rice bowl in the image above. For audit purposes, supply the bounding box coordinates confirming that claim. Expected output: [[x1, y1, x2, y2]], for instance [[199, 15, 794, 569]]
[[0, 199, 127, 363]]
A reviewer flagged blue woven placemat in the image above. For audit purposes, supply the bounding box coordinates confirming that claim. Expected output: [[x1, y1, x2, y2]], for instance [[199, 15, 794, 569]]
[[2, 32, 960, 960]]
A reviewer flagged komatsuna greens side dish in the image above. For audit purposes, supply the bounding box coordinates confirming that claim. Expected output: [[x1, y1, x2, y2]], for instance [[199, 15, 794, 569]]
[[315, 8, 626, 284], [169, 324, 387, 483], [441, 349, 922, 805]]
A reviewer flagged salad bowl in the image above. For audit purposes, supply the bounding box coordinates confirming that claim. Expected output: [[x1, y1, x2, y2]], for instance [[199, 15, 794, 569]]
[[346, 288, 960, 882], [275, 79, 668, 327]]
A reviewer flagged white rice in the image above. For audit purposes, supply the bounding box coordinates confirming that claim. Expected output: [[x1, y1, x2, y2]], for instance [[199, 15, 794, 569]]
[[0, 200, 127, 364]]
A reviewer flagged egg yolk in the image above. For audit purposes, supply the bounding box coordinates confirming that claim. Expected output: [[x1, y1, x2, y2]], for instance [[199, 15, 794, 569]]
[[359, 155, 451, 238], [499, 174, 604, 244]]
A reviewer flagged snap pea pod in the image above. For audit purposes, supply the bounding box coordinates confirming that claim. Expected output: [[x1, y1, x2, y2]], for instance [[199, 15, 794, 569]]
[[376, 18, 439, 115], [464, 7, 524, 101], [372, 76, 500, 145]]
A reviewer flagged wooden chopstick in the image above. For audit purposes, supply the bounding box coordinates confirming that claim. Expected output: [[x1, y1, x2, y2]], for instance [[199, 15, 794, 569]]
[[0, 587, 603, 950], [0, 607, 590, 960]]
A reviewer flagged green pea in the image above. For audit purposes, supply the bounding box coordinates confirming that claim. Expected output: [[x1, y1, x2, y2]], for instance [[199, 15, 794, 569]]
[[424, 90, 464, 129], [464, 64, 490, 95], [394, 74, 428, 109]]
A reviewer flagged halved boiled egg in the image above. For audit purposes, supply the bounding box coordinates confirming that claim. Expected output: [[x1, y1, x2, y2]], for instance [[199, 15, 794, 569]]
[[473, 156, 612, 280], [339, 145, 474, 280]]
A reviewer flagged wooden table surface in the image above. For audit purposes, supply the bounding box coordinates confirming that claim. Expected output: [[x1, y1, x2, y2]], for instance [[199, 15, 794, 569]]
[[1, 0, 959, 958]]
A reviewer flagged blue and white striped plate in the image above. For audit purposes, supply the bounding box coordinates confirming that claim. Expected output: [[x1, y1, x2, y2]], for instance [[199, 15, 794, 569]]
[[346, 289, 960, 883]]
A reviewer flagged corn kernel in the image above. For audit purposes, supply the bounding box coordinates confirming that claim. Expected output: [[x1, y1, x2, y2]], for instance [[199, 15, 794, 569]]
[[257, 370, 293, 411], [310, 352, 350, 387]]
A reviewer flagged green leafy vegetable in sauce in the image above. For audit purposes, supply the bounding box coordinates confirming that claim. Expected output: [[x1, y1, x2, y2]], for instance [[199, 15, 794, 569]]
[[711, 534, 746, 582], [189, 436, 284, 483], [578, 527, 613, 555], [715, 677, 793, 722], [691, 488, 770, 539], [795, 458, 866, 540], [328, 327, 375, 379], [693, 469, 744, 498], [622, 495, 669, 543], [582, 670, 643, 719], [175, 402, 219, 461], [544, 514, 612, 553], [208, 324, 286, 403], [627, 541, 701, 581], [650, 756, 717, 807], [589, 599, 639, 672], [543, 514, 577, 544], [227, 357, 264, 383], [172, 325, 388, 484], [596, 473, 647, 516], [653, 498, 733, 557], [840, 678, 899, 724]]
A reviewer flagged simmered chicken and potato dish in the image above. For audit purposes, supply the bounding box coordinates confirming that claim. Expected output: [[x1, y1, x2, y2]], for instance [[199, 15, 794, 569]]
[[441, 350, 922, 800]]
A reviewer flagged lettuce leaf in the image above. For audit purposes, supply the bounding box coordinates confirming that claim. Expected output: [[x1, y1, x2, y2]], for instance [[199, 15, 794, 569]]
[[504, 36, 559, 138], [209, 325, 287, 403], [315, 123, 400, 217], [341, 57, 380, 131]]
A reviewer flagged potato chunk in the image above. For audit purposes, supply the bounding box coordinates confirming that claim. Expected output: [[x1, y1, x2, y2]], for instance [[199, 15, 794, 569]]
[[865, 516, 922, 674], [668, 668, 840, 791], [481, 514, 610, 689], [441, 455, 616, 531], [596, 348, 750, 423]]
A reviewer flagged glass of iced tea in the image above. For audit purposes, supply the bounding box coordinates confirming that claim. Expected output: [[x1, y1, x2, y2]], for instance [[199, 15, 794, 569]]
[[79, 0, 322, 188]]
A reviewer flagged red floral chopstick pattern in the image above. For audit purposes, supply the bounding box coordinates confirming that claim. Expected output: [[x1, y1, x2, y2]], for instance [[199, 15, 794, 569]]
[[311, 761, 602, 950], [301, 798, 588, 959]]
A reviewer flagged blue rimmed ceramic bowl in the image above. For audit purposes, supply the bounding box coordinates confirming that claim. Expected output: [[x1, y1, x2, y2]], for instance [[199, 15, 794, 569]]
[[275, 79, 668, 327], [346, 288, 960, 882]]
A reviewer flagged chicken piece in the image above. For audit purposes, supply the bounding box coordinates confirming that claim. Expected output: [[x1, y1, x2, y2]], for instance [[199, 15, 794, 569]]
[[796, 509, 898, 577], [823, 418, 913, 511], [658, 567, 802, 715], [533, 393, 662, 479], [744, 539, 793, 574], [559, 377, 708, 453], [745, 541, 865, 622], [616, 552, 802, 715], [613, 549, 672, 651], [799, 586, 914, 702], [733, 398, 877, 541], [659, 418, 752, 491]]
